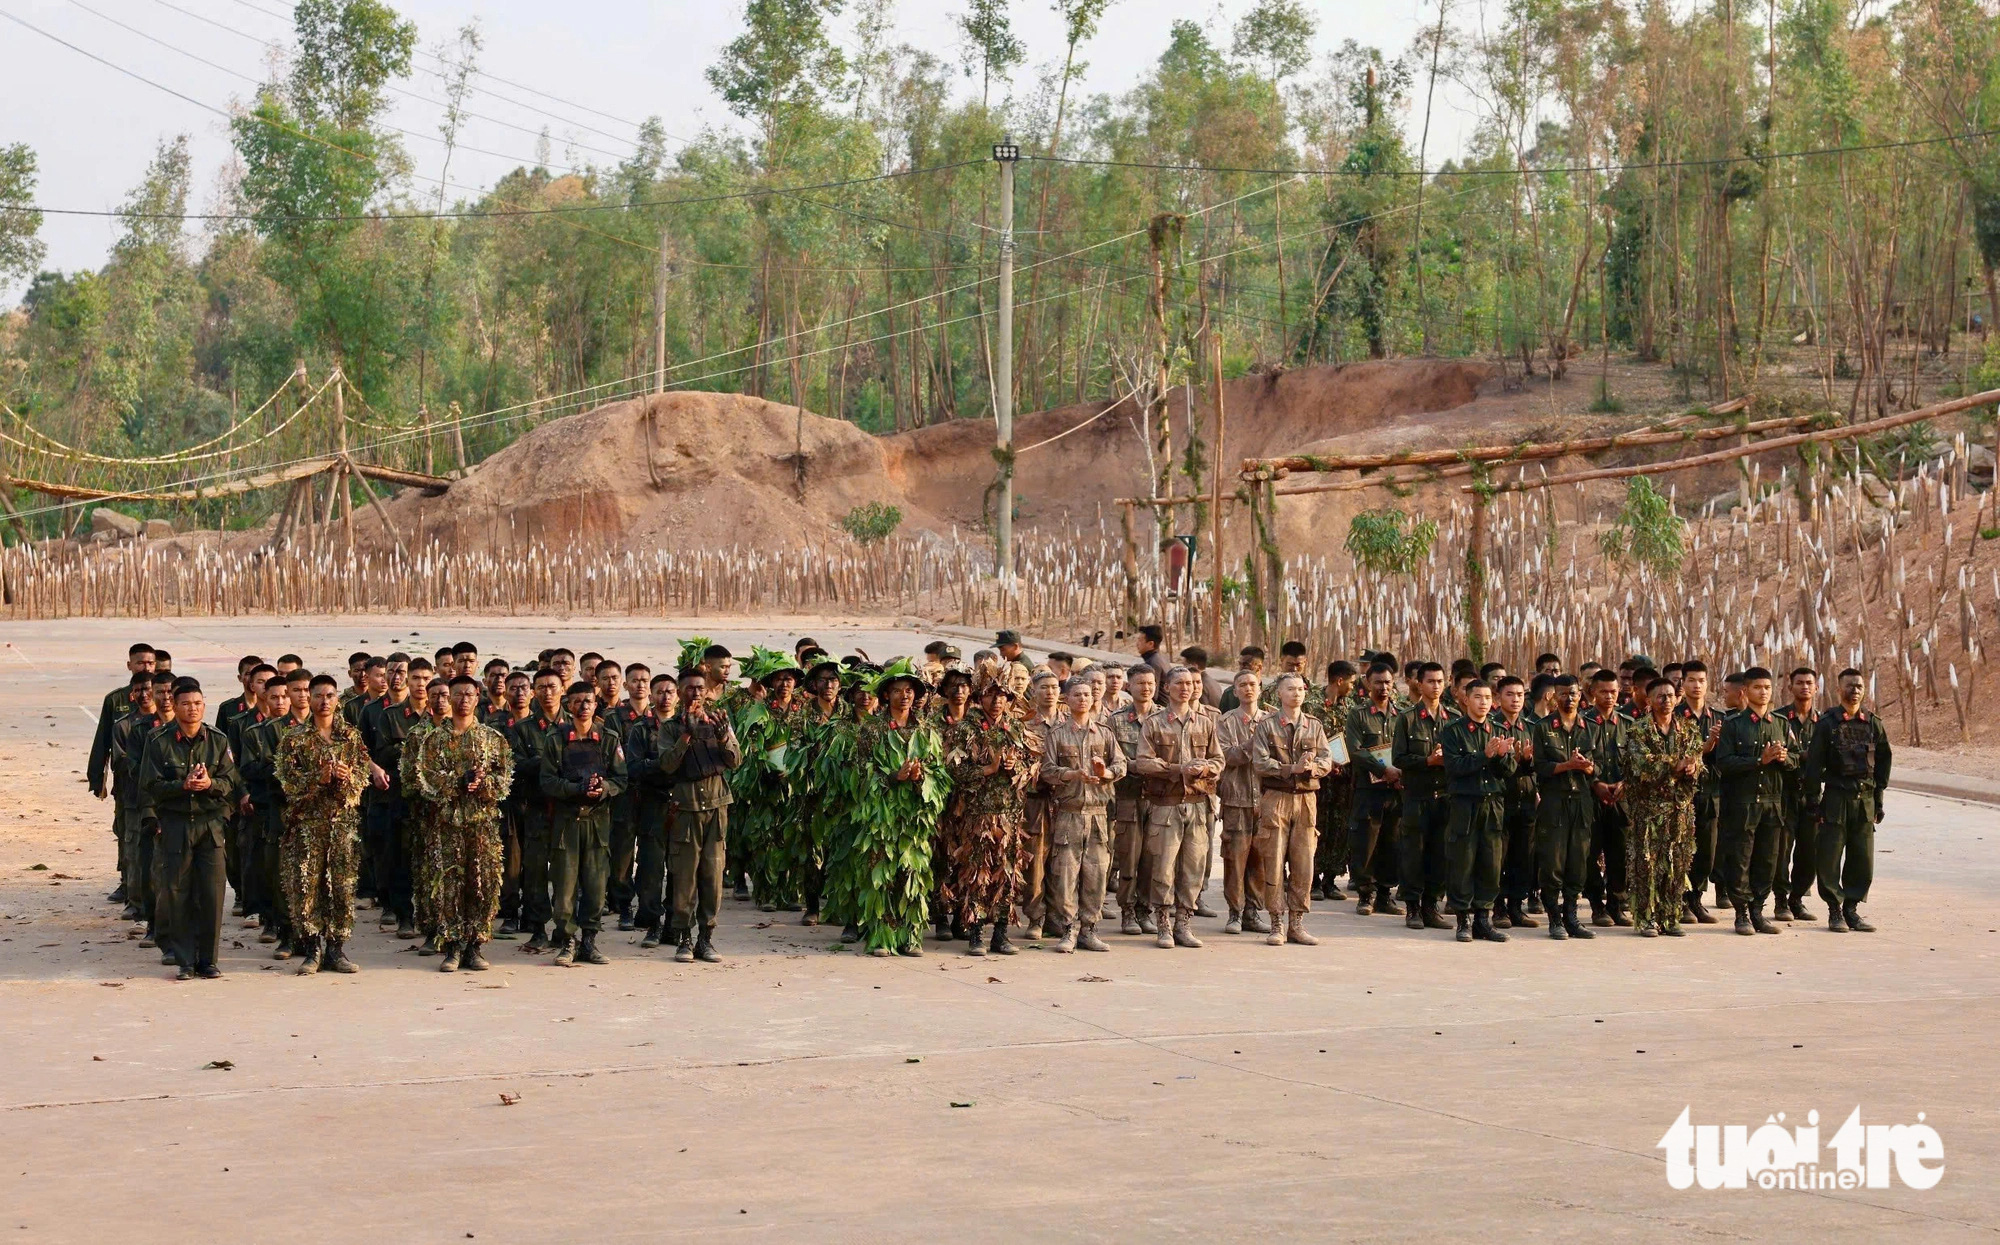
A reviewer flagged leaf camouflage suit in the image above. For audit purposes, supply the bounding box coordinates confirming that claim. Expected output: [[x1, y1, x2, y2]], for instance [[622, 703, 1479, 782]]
[[275, 718, 370, 942], [1619, 714, 1705, 932], [728, 699, 799, 910], [823, 715, 949, 954], [406, 720, 515, 948], [938, 709, 1032, 927]]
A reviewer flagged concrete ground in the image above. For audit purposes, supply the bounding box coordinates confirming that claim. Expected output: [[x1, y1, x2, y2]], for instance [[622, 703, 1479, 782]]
[[0, 617, 1994, 1242]]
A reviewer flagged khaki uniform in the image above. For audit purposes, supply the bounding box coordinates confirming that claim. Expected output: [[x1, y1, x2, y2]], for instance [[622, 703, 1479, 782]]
[[1130, 706, 1223, 922], [1250, 710, 1334, 917], [1039, 717, 1126, 938], [1216, 706, 1269, 918]]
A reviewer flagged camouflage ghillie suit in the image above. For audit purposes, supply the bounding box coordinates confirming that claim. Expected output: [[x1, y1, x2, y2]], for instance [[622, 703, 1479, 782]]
[[1620, 714, 1705, 932], [729, 699, 798, 910], [938, 711, 1030, 926], [400, 718, 444, 936], [275, 719, 370, 941], [407, 721, 515, 948]]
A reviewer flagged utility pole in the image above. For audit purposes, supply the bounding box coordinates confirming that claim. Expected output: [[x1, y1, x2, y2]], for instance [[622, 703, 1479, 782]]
[[993, 136, 1019, 579], [654, 226, 672, 394]]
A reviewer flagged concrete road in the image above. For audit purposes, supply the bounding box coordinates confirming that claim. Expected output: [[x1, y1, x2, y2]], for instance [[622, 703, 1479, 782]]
[[0, 618, 1993, 1241]]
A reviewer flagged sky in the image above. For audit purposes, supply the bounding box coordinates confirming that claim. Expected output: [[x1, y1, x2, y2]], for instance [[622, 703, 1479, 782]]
[[2, 0, 1480, 303]]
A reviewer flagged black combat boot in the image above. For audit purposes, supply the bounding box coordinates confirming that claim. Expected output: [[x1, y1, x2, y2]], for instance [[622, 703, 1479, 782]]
[[1843, 904, 1875, 933], [964, 922, 986, 956], [579, 933, 609, 965], [989, 923, 1017, 956], [1563, 899, 1594, 939], [1421, 904, 1451, 930], [1374, 891, 1404, 917], [694, 929, 721, 963], [1507, 896, 1539, 928], [1455, 912, 1473, 943], [1750, 900, 1782, 935], [1472, 910, 1508, 942], [1733, 904, 1755, 936]]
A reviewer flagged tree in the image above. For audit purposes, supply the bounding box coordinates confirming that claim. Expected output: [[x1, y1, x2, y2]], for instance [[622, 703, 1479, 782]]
[[0, 143, 44, 295], [1598, 476, 1685, 574], [1232, 0, 1316, 86], [956, 0, 1025, 109], [231, 0, 418, 399]]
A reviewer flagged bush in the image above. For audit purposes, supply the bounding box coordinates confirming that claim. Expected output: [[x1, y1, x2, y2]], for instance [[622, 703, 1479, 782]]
[[840, 502, 902, 545], [1599, 476, 1685, 575], [1345, 508, 1438, 576]]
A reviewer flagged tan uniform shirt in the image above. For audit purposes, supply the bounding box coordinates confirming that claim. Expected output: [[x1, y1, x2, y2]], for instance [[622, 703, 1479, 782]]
[[1251, 710, 1335, 793], [1216, 706, 1267, 808], [1042, 717, 1127, 812], [1130, 705, 1224, 804]]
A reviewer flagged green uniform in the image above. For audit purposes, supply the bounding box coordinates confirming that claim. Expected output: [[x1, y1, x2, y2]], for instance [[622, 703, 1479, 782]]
[[140, 723, 241, 972], [1494, 710, 1538, 907], [624, 709, 676, 934], [109, 707, 163, 921], [1676, 703, 1725, 907], [1393, 703, 1451, 909], [1308, 690, 1358, 895], [236, 714, 292, 938], [406, 720, 514, 949], [358, 696, 424, 925], [90, 682, 142, 887], [1775, 703, 1818, 907], [536, 719, 628, 943], [399, 718, 444, 936], [1802, 707, 1892, 913], [1440, 715, 1516, 914], [509, 709, 568, 937], [1533, 712, 1598, 906], [1582, 706, 1629, 912], [275, 719, 370, 945], [1343, 699, 1401, 902], [1619, 714, 1704, 930], [1715, 708, 1799, 908], [604, 701, 644, 922], [655, 710, 743, 938]]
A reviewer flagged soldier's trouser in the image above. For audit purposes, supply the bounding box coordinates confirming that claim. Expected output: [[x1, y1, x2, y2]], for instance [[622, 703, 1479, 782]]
[[358, 795, 386, 899], [498, 802, 522, 922], [1255, 791, 1317, 916], [1815, 788, 1876, 910], [551, 806, 612, 940], [150, 826, 173, 947], [1685, 787, 1721, 900], [1347, 785, 1400, 897], [224, 811, 245, 908], [1536, 792, 1594, 903], [635, 798, 672, 928], [1397, 793, 1449, 906], [670, 807, 728, 936], [1771, 791, 1796, 905], [159, 819, 225, 969], [1219, 804, 1267, 914], [1584, 801, 1628, 905], [1313, 783, 1351, 889], [282, 820, 358, 942], [1721, 794, 1785, 907], [1445, 794, 1505, 914], [607, 798, 639, 917], [120, 803, 155, 918], [1046, 808, 1111, 935], [1113, 797, 1149, 916], [435, 819, 504, 947], [365, 794, 413, 922], [1019, 793, 1053, 930], [518, 801, 556, 933], [112, 802, 126, 881], [1786, 798, 1818, 901], [249, 805, 288, 928], [1500, 797, 1536, 901], [1145, 799, 1211, 917]]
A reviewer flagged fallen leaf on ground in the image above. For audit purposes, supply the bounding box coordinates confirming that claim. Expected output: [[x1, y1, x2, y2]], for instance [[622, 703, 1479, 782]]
[[1077, 975, 1112, 983], [498, 1092, 520, 1106], [985, 976, 1002, 983], [204, 1060, 234, 1071]]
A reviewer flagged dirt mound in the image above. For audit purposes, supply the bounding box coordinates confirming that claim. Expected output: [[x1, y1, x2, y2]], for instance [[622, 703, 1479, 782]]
[[356, 391, 952, 553], [884, 359, 1498, 532]]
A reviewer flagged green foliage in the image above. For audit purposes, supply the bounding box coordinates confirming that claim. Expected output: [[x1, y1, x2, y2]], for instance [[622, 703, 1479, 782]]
[[0, 142, 44, 288], [1598, 476, 1686, 575], [1345, 507, 1439, 576], [1233, 0, 1317, 84], [1863, 421, 1945, 479], [839, 501, 902, 544], [956, 0, 1025, 106], [823, 720, 947, 951]]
